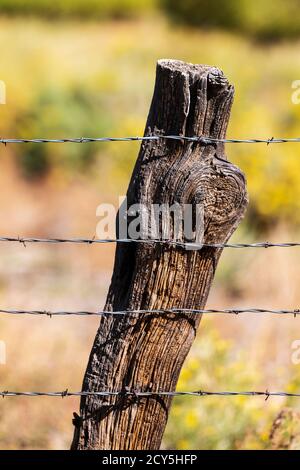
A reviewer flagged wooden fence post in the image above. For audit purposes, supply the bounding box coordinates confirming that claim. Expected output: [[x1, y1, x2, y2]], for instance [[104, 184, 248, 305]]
[[71, 59, 248, 450]]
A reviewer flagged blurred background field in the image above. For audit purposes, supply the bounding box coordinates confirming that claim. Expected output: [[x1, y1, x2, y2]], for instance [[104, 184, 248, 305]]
[[1, 0, 300, 450]]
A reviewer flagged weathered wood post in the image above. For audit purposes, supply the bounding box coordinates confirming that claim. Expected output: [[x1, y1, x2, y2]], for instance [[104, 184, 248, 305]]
[[71, 59, 248, 450]]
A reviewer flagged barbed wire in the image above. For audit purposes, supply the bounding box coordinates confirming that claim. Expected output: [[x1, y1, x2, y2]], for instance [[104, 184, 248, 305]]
[[1, 135, 300, 145], [1, 307, 300, 317], [3, 134, 300, 414], [0, 389, 299, 399], [1, 236, 300, 249]]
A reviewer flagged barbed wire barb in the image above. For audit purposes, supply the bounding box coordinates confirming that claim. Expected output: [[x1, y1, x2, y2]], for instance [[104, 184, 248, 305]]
[[1, 134, 300, 145], [1, 307, 300, 317], [1, 389, 300, 398], [1, 236, 300, 249]]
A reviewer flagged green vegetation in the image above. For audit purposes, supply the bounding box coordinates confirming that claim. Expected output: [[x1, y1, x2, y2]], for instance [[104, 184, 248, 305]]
[[164, 321, 300, 449], [269, 408, 300, 449], [1, 1, 300, 41], [164, 323, 275, 449], [1, 17, 300, 225], [0, 0, 157, 20], [16, 86, 113, 179], [162, 0, 300, 40]]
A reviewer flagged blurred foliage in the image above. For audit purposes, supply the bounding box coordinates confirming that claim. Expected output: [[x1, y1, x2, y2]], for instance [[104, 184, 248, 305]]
[[0, 0, 157, 20], [162, 0, 300, 40], [269, 408, 300, 449], [163, 317, 300, 450], [163, 322, 278, 449], [0, 16, 299, 226], [15, 86, 113, 179], [1, 0, 300, 42]]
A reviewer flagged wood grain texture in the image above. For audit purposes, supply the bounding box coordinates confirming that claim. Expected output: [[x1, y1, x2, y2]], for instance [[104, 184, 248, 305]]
[[71, 59, 248, 450]]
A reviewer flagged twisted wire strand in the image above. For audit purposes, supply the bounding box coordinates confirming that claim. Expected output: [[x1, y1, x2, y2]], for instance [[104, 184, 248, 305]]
[[1, 308, 300, 317], [1, 135, 300, 145], [0, 390, 299, 398], [0, 237, 300, 249], [2, 136, 300, 404]]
